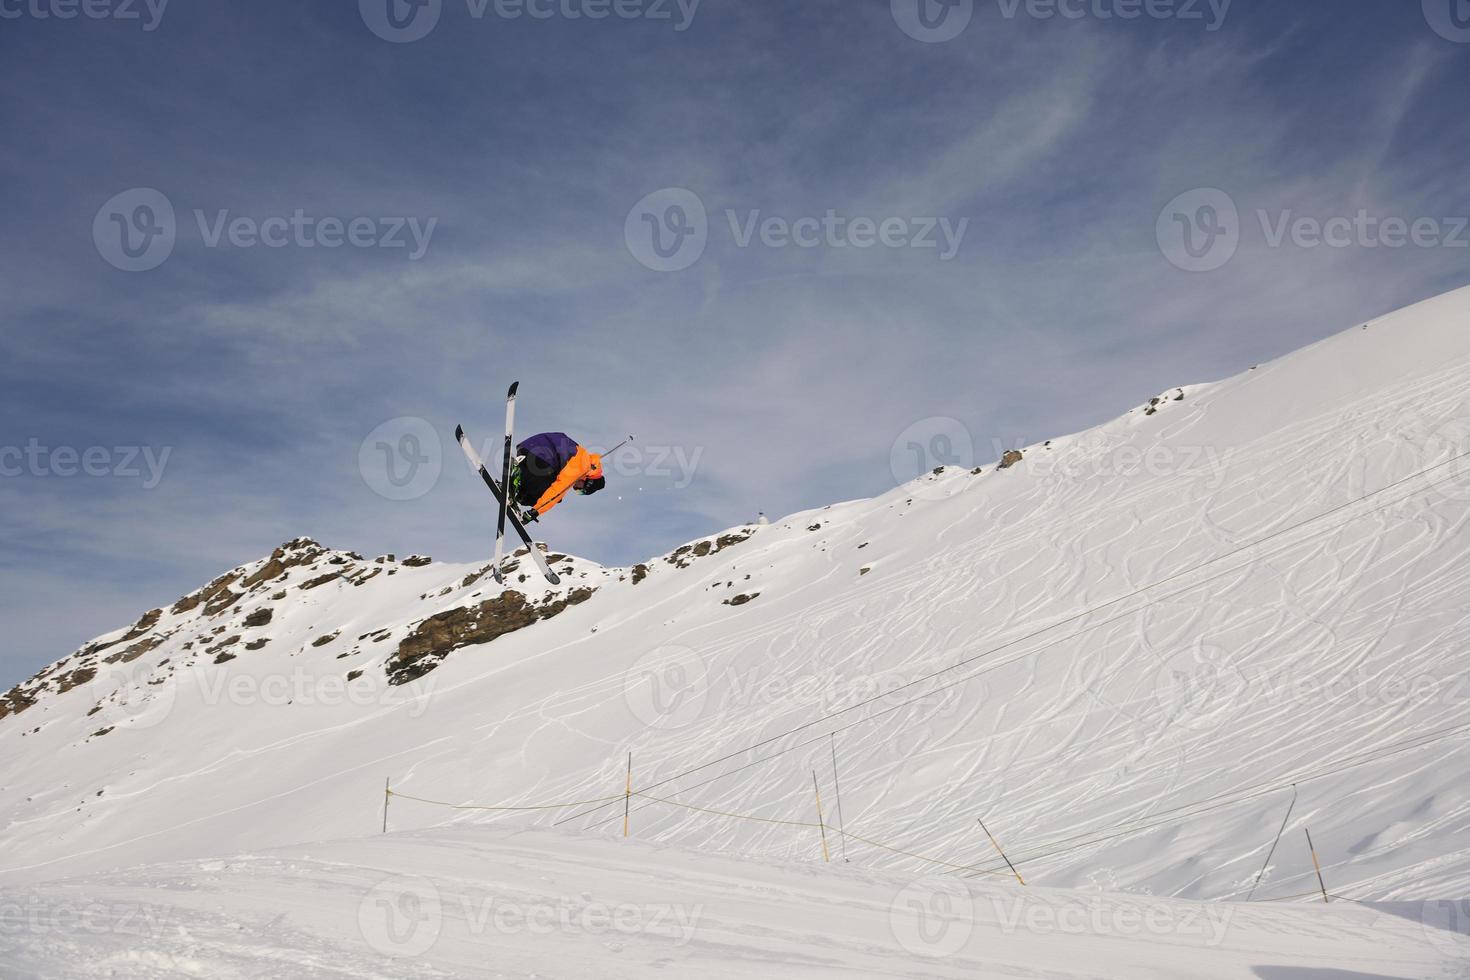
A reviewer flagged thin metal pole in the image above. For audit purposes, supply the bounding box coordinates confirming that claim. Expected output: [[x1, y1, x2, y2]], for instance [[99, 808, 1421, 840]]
[[829, 733, 848, 862], [812, 771, 831, 863], [623, 753, 633, 838], [978, 816, 1025, 886], [1305, 828, 1330, 903], [1247, 784, 1297, 901], [383, 777, 391, 834]]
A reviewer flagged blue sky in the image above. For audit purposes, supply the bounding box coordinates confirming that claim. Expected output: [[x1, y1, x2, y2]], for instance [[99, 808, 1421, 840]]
[[2, 0, 1468, 687]]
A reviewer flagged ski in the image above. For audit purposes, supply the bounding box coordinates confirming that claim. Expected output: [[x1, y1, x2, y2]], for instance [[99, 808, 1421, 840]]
[[492, 382, 519, 584], [456, 424, 561, 586]]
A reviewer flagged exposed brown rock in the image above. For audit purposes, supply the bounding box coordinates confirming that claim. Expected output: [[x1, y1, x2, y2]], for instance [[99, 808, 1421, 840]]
[[631, 564, 649, 585], [388, 588, 597, 686], [173, 573, 240, 616], [723, 593, 760, 607], [998, 450, 1024, 470], [300, 573, 342, 591], [243, 608, 274, 628]]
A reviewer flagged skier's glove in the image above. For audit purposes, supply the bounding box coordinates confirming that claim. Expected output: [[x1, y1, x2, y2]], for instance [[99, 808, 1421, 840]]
[[522, 508, 540, 524]]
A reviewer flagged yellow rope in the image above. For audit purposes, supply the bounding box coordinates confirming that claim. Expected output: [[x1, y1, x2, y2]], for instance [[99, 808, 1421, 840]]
[[1256, 889, 1337, 903], [837, 830, 1013, 878], [635, 792, 1013, 878], [634, 791, 823, 828], [387, 789, 625, 812]]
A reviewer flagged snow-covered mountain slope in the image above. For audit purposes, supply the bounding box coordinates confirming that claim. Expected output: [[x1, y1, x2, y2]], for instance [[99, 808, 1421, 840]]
[[5, 826, 1466, 980], [4, 286, 1470, 938]]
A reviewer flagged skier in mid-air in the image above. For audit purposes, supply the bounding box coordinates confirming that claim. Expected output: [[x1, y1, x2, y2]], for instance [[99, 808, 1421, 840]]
[[509, 432, 606, 522]]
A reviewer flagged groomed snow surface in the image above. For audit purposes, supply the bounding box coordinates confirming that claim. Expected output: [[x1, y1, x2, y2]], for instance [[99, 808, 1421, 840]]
[[5, 287, 1470, 977]]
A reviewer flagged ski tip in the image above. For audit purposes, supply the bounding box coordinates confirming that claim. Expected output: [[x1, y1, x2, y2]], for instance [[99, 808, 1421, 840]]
[[508, 382, 519, 397], [545, 572, 562, 586], [454, 424, 465, 441]]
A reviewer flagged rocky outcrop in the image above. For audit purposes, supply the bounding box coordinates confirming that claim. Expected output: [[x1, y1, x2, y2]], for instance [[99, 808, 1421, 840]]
[[387, 588, 597, 686], [665, 529, 754, 569]]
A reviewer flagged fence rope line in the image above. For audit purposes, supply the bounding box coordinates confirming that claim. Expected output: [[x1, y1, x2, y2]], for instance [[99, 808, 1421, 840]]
[[557, 449, 1470, 831], [959, 718, 1470, 878], [387, 789, 625, 812], [633, 791, 821, 829], [632, 792, 1013, 877]]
